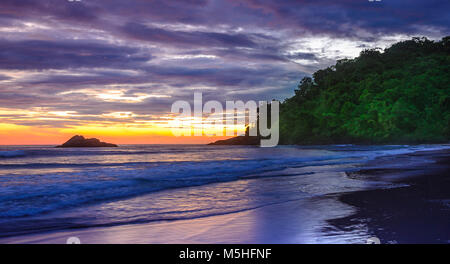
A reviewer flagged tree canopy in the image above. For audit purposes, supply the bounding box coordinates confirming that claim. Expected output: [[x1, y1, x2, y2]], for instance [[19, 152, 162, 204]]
[[279, 36, 450, 144]]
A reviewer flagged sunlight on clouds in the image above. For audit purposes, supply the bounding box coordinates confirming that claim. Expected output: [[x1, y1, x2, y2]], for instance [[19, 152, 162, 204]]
[[0, 70, 29, 81], [61, 124, 173, 137], [0, 22, 50, 33], [144, 22, 212, 32], [0, 108, 81, 120], [48, 111, 78, 117], [102, 112, 136, 118], [288, 34, 413, 62], [167, 54, 218, 60], [60, 89, 170, 103], [168, 115, 245, 137], [0, 105, 246, 144], [0, 109, 37, 116]]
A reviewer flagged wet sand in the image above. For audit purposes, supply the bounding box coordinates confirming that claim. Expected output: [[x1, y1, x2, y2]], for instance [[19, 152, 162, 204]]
[[0, 197, 358, 244], [328, 149, 450, 244]]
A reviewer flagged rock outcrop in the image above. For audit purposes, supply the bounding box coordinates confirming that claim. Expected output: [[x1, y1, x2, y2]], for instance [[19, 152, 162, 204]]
[[56, 135, 118, 148], [208, 136, 260, 145]]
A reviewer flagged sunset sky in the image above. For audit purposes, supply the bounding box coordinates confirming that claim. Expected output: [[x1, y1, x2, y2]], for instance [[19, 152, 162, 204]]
[[0, 0, 449, 145]]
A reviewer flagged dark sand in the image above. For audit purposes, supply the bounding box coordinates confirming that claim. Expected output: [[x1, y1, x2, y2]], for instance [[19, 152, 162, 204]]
[[329, 149, 450, 244]]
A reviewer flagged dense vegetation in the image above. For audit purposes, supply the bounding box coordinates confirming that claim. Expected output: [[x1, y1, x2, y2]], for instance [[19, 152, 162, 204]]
[[278, 36, 450, 144]]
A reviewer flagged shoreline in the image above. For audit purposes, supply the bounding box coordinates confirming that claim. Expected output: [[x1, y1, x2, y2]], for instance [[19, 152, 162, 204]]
[[0, 197, 358, 244], [0, 148, 449, 244], [207, 134, 450, 146], [328, 149, 450, 244]]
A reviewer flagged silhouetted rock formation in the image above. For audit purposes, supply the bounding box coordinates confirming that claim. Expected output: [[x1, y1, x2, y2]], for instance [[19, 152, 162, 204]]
[[208, 136, 260, 145], [56, 135, 118, 148]]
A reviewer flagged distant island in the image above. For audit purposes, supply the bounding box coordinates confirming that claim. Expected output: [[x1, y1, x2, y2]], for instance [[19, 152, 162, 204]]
[[56, 135, 118, 148], [210, 36, 450, 146], [208, 136, 260, 145]]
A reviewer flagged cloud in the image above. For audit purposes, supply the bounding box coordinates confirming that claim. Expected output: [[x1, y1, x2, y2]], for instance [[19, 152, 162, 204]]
[[0, 0, 99, 22], [0, 74, 10, 81], [121, 22, 257, 48], [232, 0, 450, 37], [0, 40, 151, 70], [0, 0, 448, 132]]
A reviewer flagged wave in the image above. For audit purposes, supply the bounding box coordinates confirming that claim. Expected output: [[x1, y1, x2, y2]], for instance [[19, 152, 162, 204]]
[[1, 144, 448, 160], [0, 150, 26, 158], [0, 161, 159, 169], [0, 148, 210, 159], [0, 144, 448, 219], [0, 155, 352, 218]]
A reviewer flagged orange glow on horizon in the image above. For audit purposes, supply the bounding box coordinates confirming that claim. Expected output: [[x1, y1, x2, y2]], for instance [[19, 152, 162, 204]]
[[0, 123, 236, 145], [0, 106, 246, 145]]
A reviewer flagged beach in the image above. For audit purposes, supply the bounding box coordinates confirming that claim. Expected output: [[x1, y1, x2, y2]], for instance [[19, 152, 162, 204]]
[[0, 145, 449, 244], [330, 149, 450, 244]]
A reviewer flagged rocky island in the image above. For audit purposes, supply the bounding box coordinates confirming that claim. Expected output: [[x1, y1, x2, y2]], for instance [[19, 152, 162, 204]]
[[208, 136, 260, 145], [56, 135, 118, 148]]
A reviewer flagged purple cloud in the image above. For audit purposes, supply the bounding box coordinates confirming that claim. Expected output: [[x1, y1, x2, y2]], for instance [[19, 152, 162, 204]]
[[0, 0, 448, 128], [0, 40, 151, 70]]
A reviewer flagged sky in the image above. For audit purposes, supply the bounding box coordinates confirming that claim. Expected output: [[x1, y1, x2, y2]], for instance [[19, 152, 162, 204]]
[[0, 0, 449, 145]]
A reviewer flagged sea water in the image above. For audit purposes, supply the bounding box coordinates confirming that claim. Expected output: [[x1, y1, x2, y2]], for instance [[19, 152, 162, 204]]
[[0, 144, 448, 242]]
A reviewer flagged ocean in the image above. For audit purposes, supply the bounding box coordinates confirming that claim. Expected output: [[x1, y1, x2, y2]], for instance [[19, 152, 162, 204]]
[[0, 144, 448, 243]]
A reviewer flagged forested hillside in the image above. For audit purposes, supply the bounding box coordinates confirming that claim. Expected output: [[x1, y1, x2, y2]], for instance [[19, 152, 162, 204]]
[[279, 36, 450, 144]]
